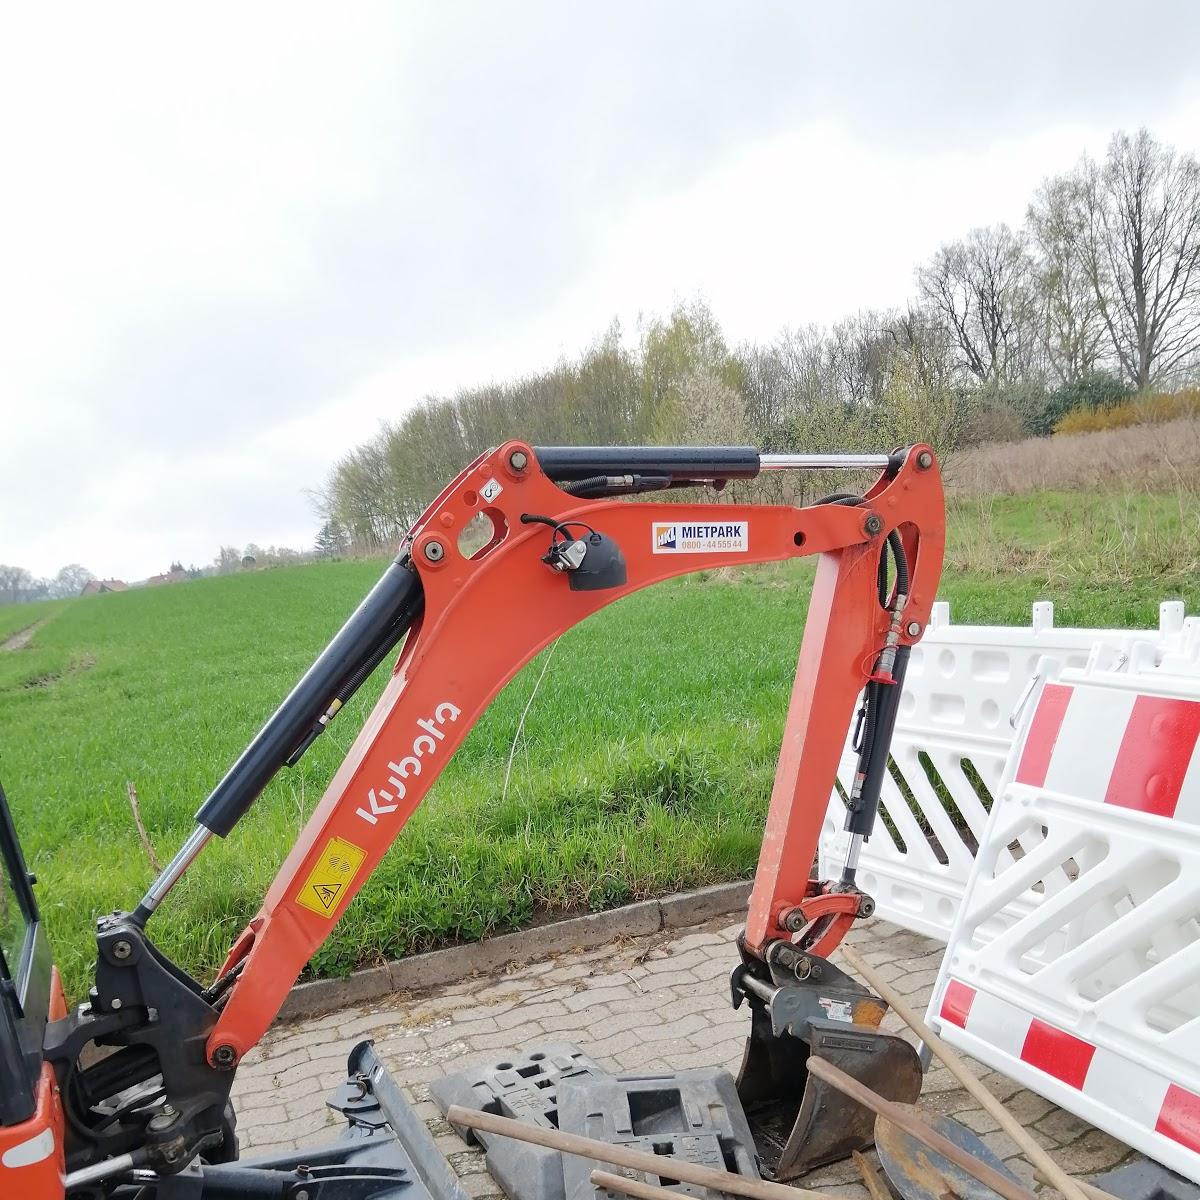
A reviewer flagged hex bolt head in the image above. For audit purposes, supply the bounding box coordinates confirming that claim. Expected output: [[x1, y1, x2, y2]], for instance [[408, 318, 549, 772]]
[[112, 940, 132, 960], [906, 620, 922, 637], [916, 450, 934, 469], [149, 1107, 178, 1132], [111, 998, 122, 1009], [509, 449, 529, 471], [423, 540, 445, 563], [864, 514, 883, 536], [212, 1044, 237, 1070]]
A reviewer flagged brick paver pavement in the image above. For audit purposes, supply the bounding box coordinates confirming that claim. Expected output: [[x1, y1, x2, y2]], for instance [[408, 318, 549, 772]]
[[231, 916, 1136, 1198]]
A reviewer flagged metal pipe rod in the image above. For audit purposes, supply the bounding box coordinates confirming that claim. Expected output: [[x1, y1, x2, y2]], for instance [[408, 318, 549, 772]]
[[64, 1152, 139, 1189], [807, 1056, 1038, 1200], [446, 1105, 851, 1200], [841, 945, 1095, 1200], [740, 974, 776, 1003], [758, 453, 893, 470], [851, 1150, 892, 1200], [592, 1171, 713, 1200]]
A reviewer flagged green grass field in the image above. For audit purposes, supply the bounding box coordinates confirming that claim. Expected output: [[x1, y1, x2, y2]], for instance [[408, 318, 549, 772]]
[[2, 490, 1197, 999], [0, 598, 68, 642]]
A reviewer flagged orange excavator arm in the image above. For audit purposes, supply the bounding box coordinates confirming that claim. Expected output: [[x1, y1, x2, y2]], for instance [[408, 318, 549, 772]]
[[194, 440, 944, 1063], [35, 441, 942, 1193]]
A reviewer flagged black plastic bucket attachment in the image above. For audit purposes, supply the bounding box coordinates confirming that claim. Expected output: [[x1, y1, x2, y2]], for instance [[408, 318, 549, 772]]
[[732, 954, 923, 1180]]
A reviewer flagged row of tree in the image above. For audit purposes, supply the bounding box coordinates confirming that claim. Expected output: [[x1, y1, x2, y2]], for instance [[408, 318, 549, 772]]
[[0, 563, 96, 604], [0, 542, 341, 607], [928, 128, 1200, 393], [210, 542, 337, 574], [318, 128, 1200, 551]]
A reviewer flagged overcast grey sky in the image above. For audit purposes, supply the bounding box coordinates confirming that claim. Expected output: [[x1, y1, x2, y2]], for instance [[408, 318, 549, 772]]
[[3, 2, 1199, 580]]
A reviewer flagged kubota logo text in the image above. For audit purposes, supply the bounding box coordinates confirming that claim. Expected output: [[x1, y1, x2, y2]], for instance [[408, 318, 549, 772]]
[[356, 701, 461, 826]]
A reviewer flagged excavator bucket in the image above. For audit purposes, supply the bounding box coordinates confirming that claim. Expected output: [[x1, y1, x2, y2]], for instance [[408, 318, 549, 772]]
[[732, 954, 923, 1180]]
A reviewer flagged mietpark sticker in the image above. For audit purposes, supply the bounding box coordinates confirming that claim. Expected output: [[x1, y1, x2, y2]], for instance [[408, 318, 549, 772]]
[[296, 836, 367, 917], [652, 521, 748, 554]]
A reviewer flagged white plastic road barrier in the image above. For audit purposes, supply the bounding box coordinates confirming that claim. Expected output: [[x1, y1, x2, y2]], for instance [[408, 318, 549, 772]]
[[927, 642, 1200, 1181], [818, 601, 1196, 942]]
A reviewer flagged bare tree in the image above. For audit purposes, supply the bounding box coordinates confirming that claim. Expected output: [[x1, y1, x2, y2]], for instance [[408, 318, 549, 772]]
[[887, 306, 959, 396], [827, 312, 894, 407], [53, 564, 95, 598], [1080, 129, 1200, 389], [213, 546, 242, 575], [917, 224, 1040, 384], [1028, 175, 1107, 384], [0, 565, 33, 604]]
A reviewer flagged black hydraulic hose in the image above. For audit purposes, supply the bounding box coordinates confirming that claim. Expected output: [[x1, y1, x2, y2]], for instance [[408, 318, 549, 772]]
[[193, 556, 424, 838], [888, 529, 910, 595], [813, 492, 909, 605], [561, 475, 610, 495]]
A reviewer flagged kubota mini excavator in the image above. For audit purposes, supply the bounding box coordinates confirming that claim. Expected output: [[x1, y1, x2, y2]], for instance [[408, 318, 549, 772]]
[[0, 441, 944, 1198]]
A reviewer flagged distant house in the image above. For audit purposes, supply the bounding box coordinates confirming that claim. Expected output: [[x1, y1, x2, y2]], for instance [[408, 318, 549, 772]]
[[80, 579, 129, 597], [144, 569, 190, 587]]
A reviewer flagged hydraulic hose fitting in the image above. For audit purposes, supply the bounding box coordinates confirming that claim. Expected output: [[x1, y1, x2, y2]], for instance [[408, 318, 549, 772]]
[[871, 592, 909, 685]]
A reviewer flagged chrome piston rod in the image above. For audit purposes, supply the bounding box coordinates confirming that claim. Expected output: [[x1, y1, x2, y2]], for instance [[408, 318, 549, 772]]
[[135, 825, 212, 918], [758, 453, 894, 470]]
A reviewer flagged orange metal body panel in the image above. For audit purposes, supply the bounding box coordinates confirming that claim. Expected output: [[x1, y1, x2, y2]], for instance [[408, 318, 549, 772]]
[[209, 441, 944, 1064], [48, 967, 68, 1022], [0, 1064, 66, 1199]]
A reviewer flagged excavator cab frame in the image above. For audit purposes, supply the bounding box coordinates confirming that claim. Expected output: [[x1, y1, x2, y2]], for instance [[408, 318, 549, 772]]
[[0, 441, 945, 1197]]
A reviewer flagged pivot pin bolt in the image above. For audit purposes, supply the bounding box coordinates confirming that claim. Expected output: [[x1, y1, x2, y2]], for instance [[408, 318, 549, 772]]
[[906, 620, 922, 637], [916, 450, 934, 469], [509, 449, 529, 471], [423, 541, 445, 563], [864, 514, 883, 536], [212, 1044, 237, 1069], [113, 940, 132, 960]]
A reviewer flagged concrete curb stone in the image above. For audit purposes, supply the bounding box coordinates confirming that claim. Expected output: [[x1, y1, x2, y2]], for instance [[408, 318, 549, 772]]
[[279, 880, 752, 1021]]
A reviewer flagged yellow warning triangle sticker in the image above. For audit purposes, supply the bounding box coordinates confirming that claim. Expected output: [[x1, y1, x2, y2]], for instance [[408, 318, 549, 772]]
[[295, 836, 366, 918]]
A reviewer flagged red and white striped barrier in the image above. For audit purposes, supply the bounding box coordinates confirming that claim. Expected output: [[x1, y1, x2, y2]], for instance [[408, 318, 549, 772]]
[[928, 645, 1200, 1181], [936, 979, 1200, 1170], [819, 601, 1196, 941]]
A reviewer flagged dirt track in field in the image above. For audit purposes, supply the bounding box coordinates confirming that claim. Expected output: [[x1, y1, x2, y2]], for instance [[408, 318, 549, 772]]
[[0, 621, 43, 652]]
